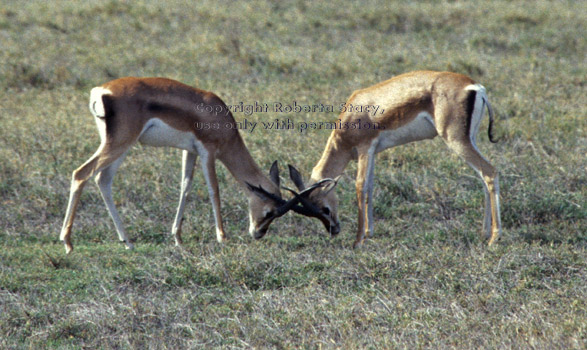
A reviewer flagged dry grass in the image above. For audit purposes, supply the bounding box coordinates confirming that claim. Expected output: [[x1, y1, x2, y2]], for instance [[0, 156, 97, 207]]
[[0, 0, 585, 349]]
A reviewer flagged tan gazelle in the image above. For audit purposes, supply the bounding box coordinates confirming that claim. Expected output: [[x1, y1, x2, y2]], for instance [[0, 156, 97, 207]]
[[287, 71, 502, 248], [59, 77, 301, 254]]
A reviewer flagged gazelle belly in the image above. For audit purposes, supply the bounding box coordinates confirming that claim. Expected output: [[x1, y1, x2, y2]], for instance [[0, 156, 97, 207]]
[[375, 112, 437, 153], [139, 118, 198, 152]]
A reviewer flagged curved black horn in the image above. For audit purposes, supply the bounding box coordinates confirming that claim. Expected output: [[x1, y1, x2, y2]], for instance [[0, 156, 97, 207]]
[[247, 181, 317, 219], [282, 183, 327, 217], [246, 182, 285, 204], [273, 194, 302, 217], [288, 164, 305, 191]]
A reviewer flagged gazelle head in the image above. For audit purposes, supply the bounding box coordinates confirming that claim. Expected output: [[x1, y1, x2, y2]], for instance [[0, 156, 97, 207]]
[[246, 161, 301, 239], [285, 165, 341, 236]]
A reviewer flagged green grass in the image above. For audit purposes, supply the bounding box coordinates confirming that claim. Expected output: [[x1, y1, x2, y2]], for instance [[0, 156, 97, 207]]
[[1, 0, 586, 348]]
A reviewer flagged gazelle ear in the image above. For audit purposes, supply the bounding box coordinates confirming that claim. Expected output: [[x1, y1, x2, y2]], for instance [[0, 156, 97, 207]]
[[323, 175, 341, 194], [269, 160, 280, 188], [288, 164, 305, 191]]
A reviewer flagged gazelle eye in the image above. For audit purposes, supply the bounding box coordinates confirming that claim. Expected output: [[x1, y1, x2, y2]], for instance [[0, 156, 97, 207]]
[[322, 207, 330, 215]]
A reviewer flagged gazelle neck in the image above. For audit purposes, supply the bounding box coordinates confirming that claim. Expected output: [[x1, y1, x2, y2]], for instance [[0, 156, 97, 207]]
[[311, 132, 353, 182], [218, 135, 277, 195]]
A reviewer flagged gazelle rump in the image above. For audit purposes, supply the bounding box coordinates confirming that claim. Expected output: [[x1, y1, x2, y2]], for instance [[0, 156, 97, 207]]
[[288, 71, 502, 248], [59, 77, 296, 254]]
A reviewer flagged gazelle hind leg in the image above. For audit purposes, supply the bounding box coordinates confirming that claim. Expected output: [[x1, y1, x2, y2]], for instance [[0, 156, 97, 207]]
[[487, 178, 501, 245], [60, 158, 96, 254], [171, 150, 197, 246], [95, 152, 134, 250], [59, 145, 127, 253], [482, 183, 492, 239], [446, 139, 501, 245]]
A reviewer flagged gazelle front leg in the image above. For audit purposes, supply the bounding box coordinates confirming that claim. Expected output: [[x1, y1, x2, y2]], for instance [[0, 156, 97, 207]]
[[199, 150, 227, 243], [353, 147, 375, 248], [171, 150, 197, 246], [364, 145, 377, 240]]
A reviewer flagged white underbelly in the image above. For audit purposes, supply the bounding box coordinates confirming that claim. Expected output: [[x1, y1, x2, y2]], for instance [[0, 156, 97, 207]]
[[138, 118, 198, 152], [375, 112, 437, 153]]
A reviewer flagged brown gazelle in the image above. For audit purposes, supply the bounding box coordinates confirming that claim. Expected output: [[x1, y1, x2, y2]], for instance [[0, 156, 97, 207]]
[[288, 71, 502, 248], [59, 77, 299, 254]]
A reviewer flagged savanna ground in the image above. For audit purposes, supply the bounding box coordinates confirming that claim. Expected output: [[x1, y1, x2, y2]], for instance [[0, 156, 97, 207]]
[[0, 0, 585, 349]]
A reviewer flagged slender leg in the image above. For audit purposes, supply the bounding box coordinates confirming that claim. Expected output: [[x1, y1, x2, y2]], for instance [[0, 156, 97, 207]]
[[60, 168, 92, 254], [481, 182, 492, 239], [95, 152, 134, 250], [470, 112, 493, 239], [200, 153, 226, 242], [364, 147, 376, 239], [446, 140, 502, 245], [59, 145, 127, 253], [353, 151, 369, 248], [171, 150, 197, 246], [487, 178, 501, 245]]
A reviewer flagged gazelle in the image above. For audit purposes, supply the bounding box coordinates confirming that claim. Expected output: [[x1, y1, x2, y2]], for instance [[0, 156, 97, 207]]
[[287, 71, 502, 248], [59, 77, 299, 254]]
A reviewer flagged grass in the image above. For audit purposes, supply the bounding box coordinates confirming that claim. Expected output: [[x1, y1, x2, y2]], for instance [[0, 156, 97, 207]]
[[0, 0, 586, 348]]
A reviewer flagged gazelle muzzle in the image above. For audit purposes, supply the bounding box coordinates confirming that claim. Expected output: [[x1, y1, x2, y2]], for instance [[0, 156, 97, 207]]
[[282, 180, 340, 235]]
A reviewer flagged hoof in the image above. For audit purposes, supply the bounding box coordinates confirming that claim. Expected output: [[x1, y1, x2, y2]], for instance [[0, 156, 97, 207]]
[[123, 241, 135, 250], [174, 235, 183, 246], [216, 229, 227, 243], [61, 240, 73, 254], [487, 233, 500, 246]]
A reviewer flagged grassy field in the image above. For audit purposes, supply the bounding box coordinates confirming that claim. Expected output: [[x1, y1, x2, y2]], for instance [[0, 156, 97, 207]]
[[0, 0, 585, 348]]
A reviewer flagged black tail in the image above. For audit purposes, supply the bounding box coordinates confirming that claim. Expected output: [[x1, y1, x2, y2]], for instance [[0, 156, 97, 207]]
[[482, 96, 498, 143], [100, 94, 118, 136]]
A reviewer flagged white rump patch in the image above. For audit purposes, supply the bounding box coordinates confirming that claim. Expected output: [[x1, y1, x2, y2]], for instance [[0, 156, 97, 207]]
[[465, 84, 487, 146], [465, 83, 486, 93], [89, 87, 112, 118]]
